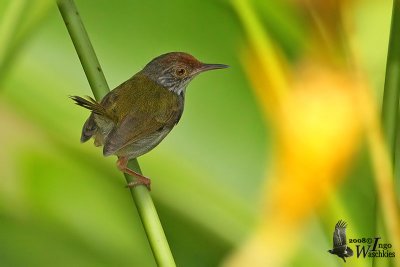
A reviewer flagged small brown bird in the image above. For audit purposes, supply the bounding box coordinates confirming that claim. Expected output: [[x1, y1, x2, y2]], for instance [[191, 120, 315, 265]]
[[71, 52, 228, 188]]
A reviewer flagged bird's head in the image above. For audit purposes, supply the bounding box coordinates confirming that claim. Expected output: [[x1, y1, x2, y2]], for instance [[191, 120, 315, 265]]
[[141, 52, 228, 95], [328, 249, 334, 254]]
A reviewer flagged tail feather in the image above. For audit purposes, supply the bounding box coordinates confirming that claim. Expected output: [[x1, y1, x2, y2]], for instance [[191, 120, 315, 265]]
[[70, 95, 108, 143], [71, 95, 115, 145], [70, 95, 110, 118]]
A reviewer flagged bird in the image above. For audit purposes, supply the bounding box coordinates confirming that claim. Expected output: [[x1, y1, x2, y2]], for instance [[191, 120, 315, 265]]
[[328, 220, 354, 262], [70, 52, 228, 189]]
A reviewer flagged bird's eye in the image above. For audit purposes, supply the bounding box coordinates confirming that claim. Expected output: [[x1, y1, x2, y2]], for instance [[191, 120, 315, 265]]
[[175, 68, 186, 77]]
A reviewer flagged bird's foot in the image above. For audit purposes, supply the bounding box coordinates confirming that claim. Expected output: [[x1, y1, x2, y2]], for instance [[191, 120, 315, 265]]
[[116, 157, 151, 190], [125, 174, 151, 190]]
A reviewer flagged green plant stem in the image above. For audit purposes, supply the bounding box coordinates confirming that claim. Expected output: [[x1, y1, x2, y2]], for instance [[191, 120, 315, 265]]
[[0, 0, 29, 80], [380, 1, 400, 267], [382, 0, 400, 163], [56, 1, 175, 266]]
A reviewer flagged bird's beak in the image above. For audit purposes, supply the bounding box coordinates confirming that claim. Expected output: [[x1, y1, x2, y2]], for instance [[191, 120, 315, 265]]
[[195, 63, 229, 74]]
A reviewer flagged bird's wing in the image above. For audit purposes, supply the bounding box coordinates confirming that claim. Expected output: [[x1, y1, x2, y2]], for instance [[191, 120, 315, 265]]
[[103, 84, 182, 157], [333, 220, 348, 248]]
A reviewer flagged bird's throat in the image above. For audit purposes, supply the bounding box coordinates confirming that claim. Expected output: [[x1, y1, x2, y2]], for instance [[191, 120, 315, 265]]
[[169, 84, 187, 97]]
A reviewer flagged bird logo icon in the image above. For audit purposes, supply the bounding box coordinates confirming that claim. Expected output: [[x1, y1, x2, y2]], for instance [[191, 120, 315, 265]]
[[328, 220, 354, 262]]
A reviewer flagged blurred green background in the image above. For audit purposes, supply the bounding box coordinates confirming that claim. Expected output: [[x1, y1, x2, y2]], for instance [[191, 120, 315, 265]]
[[0, 0, 394, 266]]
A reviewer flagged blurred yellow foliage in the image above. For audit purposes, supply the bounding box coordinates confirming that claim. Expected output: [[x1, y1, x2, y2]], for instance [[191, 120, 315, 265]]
[[263, 62, 362, 223], [225, 56, 365, 267], [225, 0, 399, 266]]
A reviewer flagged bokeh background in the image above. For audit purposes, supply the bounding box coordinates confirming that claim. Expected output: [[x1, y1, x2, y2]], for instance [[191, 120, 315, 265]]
[[0, 0, 398, 266]]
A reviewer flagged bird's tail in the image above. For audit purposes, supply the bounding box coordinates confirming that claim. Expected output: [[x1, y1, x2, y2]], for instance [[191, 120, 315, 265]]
[[70, 95, 109, 117], [346, 247, 354, 256], [70, 95, 112, 143]]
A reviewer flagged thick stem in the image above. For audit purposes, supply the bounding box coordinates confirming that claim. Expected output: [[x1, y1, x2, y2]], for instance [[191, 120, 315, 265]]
[[56, 1, 175, 266]]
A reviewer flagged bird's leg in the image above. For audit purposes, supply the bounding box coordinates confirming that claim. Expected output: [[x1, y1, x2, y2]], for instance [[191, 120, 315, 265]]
[[116, 157, 151, 190]]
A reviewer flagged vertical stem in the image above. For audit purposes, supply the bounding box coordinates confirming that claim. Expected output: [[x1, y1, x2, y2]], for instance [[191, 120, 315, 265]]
[[56, 1, 176, 266], [56, 0, 108, 99], [126, 160, 176, 267], [0, 0, 29, 80], [382, 0, 400, 163], [379, 1, 400, 267]]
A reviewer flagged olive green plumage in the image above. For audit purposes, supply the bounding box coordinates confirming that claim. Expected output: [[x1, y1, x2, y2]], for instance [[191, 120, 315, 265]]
[[72, 73, 183, 158], [71, 52, 228, 186]]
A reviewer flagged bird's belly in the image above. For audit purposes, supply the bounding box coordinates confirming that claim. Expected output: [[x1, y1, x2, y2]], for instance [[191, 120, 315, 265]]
[[116, 127, 172, 159]]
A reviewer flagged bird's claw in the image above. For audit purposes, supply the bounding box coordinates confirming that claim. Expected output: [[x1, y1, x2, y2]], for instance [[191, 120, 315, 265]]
[[126, 177, 151, 191]]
